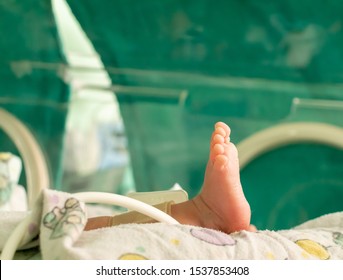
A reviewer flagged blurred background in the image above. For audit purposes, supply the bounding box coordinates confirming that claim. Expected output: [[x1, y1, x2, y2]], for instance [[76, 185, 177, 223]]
[[1, 0, 343, 230]]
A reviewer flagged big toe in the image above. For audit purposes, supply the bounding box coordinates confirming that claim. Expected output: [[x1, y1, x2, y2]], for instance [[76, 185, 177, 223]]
[[215, 122, 231, 138]]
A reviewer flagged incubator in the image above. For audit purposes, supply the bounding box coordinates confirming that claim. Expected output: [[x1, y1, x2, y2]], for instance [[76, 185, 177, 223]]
[[1, 0, 343, 260]]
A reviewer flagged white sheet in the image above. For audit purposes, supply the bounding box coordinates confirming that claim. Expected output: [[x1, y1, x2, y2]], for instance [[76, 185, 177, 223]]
[[1, 189, 343, 260]]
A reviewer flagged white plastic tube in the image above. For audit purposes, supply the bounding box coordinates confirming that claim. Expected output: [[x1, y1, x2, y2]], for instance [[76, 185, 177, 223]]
[[0, 108, 50, 209], [237, 122, 343, 169], [0, 212, 34, 260], [73, 192, 180, 225], [0, 191, 179, 260]]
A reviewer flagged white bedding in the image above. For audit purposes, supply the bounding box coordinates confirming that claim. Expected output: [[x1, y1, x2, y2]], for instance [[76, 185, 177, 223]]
[[1, 189, 343, 260]]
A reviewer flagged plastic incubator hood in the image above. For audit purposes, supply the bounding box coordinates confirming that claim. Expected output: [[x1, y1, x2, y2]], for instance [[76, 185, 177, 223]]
[[0, 108, 179, 260], [237, 122, 343, 169], [0, 108, 51, 209]]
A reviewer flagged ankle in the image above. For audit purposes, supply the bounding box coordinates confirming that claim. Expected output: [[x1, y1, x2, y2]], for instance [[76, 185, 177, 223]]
[[170, 199, 203, 227], [192, 195, 222, 230]]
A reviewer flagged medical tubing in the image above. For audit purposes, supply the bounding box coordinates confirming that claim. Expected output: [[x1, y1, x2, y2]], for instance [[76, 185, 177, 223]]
[[73, 191, 180, 225], [1, 191, 179, 260], [0, 213, 33, 260]]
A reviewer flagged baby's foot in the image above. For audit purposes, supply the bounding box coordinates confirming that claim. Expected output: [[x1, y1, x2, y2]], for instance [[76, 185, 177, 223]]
[[85, 122, 253, 233], [192, 122, 251, 233]]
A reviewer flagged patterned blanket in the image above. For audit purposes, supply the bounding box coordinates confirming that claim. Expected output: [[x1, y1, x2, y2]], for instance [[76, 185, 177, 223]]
[[1, 189, 343, 260]]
